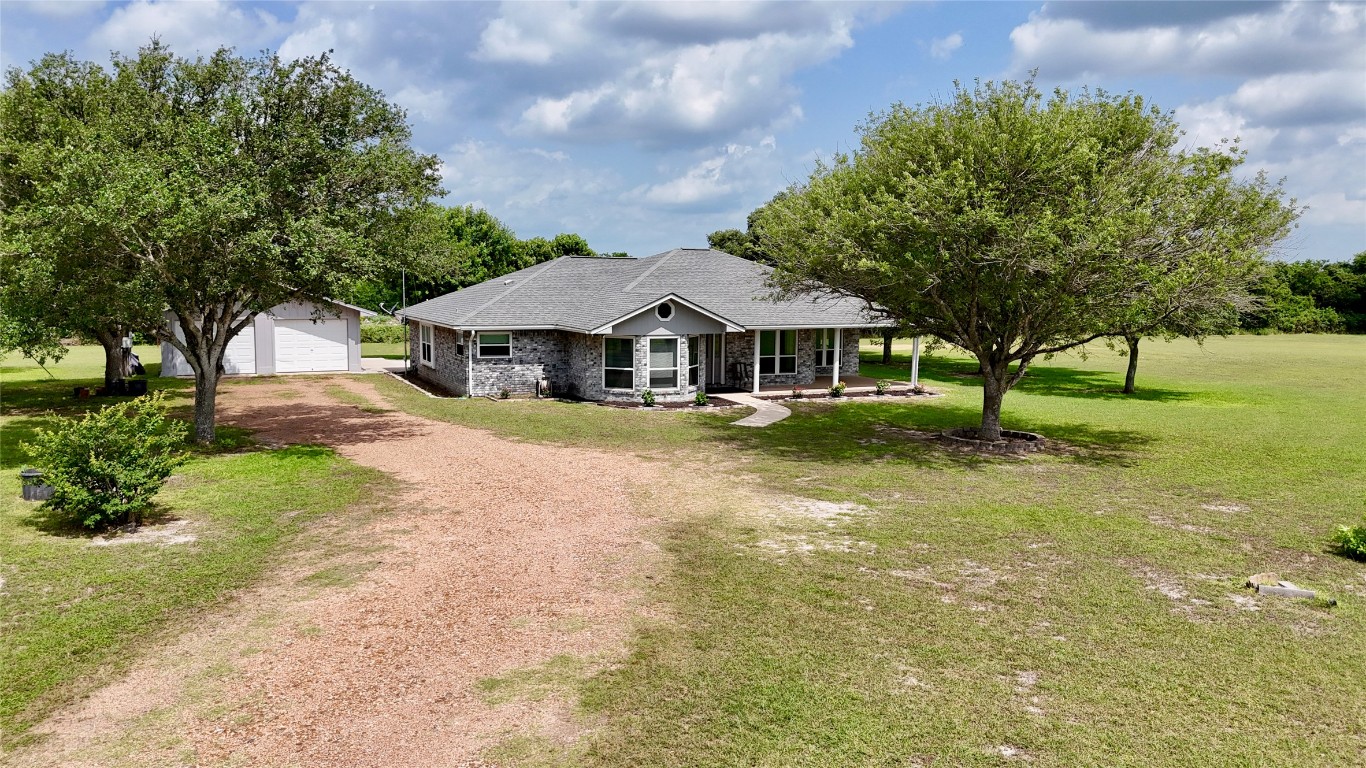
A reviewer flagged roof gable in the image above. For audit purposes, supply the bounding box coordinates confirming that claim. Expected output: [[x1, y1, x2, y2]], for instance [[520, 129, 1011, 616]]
[[398, 249, 888, 332]]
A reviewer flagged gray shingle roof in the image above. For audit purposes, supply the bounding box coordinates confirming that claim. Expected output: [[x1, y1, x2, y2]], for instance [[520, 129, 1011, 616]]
[[397, 248, 890, 332]]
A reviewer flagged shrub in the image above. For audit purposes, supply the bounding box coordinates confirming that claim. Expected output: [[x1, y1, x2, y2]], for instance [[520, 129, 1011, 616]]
[[26, 392, 188, 529], [829, 381, 847, 397], [1332, 518, 1366, 561], [875, 379, 891, 395], [791, 386, 804, 399], [694, 391, 709, 406], [641, 389, 656, 407], [499, 387, 511, 400], [360, 319, 406, 344]]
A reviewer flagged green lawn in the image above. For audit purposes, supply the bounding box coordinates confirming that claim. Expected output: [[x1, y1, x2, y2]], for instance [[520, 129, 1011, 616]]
[[0, 347, 388, 749], [375, 335, 1366, 766], [361, 341, 407, 360]]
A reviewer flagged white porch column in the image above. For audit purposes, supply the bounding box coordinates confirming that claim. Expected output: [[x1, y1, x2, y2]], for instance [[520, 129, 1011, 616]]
[[752, 330, 761, 394], [911, 335, 921, 388], [832, 328, 842, 387]]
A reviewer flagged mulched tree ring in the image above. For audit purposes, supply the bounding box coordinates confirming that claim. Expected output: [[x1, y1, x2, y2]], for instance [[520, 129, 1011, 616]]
[[940, 427, 1046, 454]]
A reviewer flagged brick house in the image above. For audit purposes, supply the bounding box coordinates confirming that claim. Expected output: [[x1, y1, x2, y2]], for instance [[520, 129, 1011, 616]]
[[396, 248, 892, 402]]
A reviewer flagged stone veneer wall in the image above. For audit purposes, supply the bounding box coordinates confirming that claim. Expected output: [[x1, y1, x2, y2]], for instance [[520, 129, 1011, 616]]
[[467, 329, 569, 397], [414, 326, 702, 402], [724, 328, 864, 389], [410, 323, 469, 396]]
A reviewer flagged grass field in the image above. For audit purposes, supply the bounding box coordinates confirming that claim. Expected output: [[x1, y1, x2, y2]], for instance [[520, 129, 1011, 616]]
[[3, 336, 1363, 765], [0, 347, 388, 749], [374, 334, 1366, 766]]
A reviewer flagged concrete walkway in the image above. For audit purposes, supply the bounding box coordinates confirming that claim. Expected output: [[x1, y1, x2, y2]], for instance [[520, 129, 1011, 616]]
[[360, 357, 407, 373], [713, 393, 792, 427]]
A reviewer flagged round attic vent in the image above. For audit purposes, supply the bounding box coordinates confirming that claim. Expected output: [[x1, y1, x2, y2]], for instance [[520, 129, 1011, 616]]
[[656, 301, 674, 320]]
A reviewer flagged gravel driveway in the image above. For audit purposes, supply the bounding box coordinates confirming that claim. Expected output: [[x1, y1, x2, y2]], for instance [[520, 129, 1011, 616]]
[[15, 377, 661, 767]]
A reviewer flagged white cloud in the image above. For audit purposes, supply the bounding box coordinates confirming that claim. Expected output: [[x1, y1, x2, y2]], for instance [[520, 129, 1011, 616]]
[[87, 0, 284, 57], [1010, 2, 1366, 79], [929, 32, 962, 61], [638, 137, 779, 210], [474, 1, 867, 145]]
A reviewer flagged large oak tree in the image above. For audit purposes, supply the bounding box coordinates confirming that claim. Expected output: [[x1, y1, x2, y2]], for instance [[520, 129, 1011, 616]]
[[757, 79, 1297, 440], [2, 42, 442, 442]]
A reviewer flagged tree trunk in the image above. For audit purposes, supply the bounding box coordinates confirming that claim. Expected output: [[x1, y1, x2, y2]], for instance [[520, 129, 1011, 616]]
[[979, 368, 1006, 441], [93, 328, 126, 389], [192, 368, 220, 444], [1123, 334, 1140, 394], [882, 331, 894, 364]]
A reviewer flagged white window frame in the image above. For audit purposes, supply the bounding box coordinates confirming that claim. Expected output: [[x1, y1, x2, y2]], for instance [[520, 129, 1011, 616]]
[[477, 331, 512, 359], [648, 337, 680, 390], [603, 336, 635, 391], [759, 330, 797, 375], [419, 323, 435, 367], [656, 301, 674, 320], [814, 328, 836, 367]]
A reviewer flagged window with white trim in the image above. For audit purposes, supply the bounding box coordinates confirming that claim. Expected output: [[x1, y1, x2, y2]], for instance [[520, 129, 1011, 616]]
[[478, 332, 511, 358], [656, 301, 674, 320], [759, 330, 796, 375], [649, 337, 679, 389], [419, 324, 434, 367], [814, 329, 836, 367], [688, 336, 700, 386], [603, 337, 634, 390]]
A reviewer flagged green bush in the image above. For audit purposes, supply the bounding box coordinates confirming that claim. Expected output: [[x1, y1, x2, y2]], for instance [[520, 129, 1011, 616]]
[[693, 391, 709, 406], [641, 389, 656, 407], [875, 379, 891, 395], [360, 319, 407, 344], [26, 392, 188, 529], [829, 381, 847, 397], [1332, 518, 1366, 561]]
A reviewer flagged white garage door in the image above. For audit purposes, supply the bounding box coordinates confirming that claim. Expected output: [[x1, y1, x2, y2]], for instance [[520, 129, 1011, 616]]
[[274, 318, 349, 373], [223, 328, 257, 374]]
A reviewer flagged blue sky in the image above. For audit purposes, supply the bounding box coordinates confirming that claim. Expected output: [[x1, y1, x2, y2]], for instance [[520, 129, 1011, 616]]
[[2, 1, 1363, 260]]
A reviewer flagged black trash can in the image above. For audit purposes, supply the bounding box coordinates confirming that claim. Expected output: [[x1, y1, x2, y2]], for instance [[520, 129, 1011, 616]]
[[20, 469, 55, 501]]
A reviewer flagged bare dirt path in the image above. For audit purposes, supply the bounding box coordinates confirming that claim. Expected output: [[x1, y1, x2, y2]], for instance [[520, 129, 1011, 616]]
[[10, 376, 664, 767]]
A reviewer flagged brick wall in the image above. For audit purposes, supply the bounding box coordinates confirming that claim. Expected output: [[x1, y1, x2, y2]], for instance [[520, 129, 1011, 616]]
[[410, 323, 468, 396], [468, 330, 569, 397]]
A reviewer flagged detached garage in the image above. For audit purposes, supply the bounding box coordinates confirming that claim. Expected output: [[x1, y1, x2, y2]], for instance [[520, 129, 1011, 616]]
[[161, 299, 373, 377]]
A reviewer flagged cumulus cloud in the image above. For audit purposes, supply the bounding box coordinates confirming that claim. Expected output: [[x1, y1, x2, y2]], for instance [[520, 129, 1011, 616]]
[[474, 1, 870, 145], [1010, 2, 1365, 79], [929, 32, 963, 61], [639, 138, 778, 210], [87, 0, 284, 57]]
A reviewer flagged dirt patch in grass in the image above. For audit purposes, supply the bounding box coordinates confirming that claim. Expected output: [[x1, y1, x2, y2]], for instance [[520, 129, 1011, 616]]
[[10, 376, 665, 768]]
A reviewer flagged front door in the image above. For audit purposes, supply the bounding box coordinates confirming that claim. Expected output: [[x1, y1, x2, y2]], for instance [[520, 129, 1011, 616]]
[[706, 334, 726, 386]]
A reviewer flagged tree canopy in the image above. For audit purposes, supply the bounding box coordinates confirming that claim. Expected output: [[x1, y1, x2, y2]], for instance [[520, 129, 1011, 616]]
[[756, 79, 1298, 439], [1, 41, 443, 442], [344, 206, 610, 311]]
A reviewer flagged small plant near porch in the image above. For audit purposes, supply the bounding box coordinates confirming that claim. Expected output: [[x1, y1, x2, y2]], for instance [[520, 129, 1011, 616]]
[[641, 389, 656, 407], [828, 381, 847, 398], [791, 385, 804, 400], [693, 391, 709, 406]]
